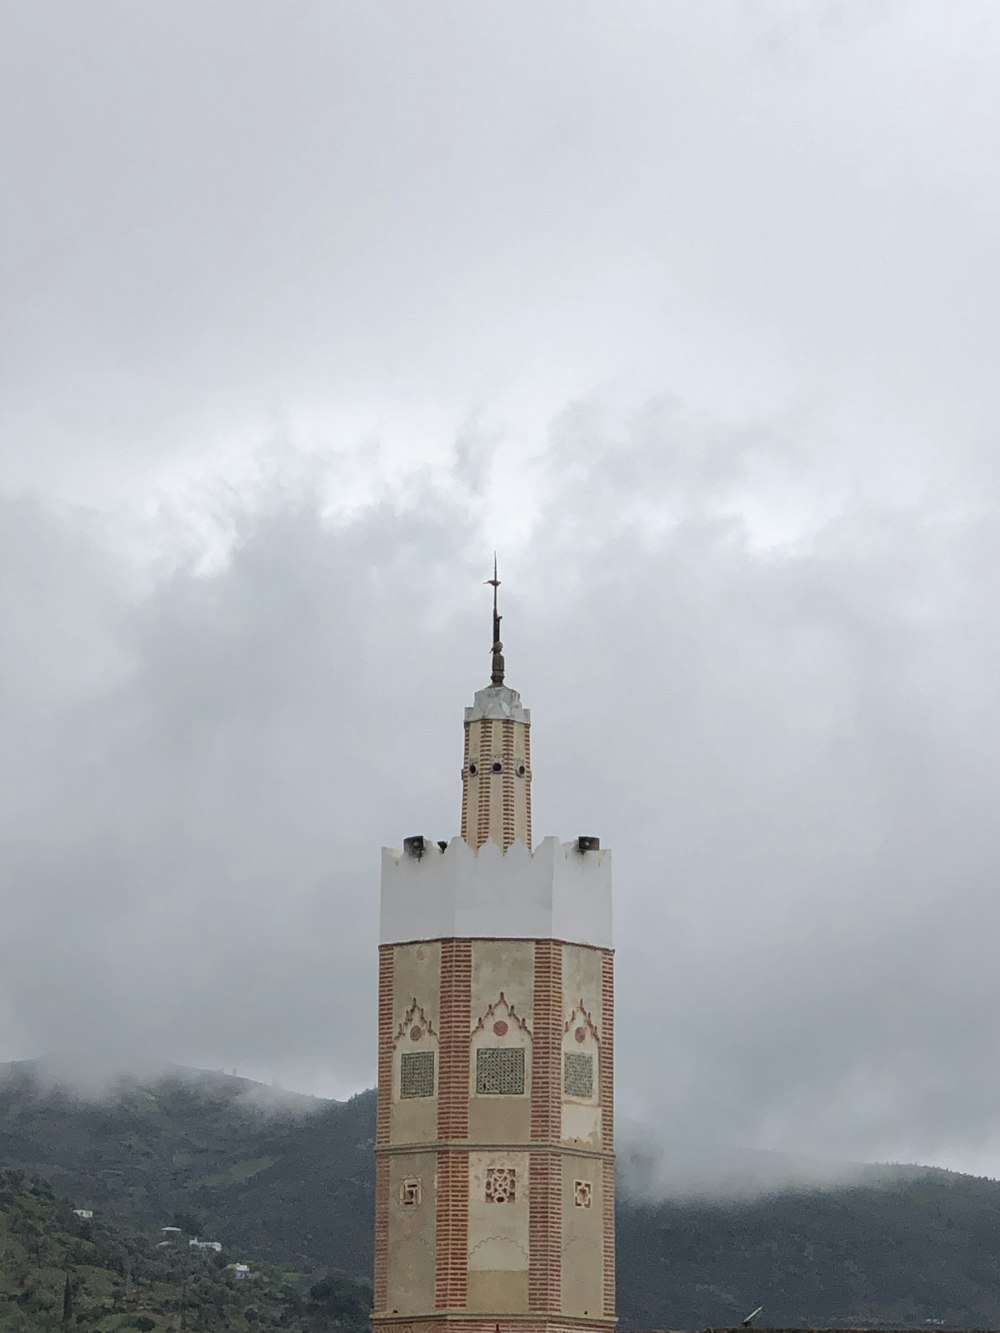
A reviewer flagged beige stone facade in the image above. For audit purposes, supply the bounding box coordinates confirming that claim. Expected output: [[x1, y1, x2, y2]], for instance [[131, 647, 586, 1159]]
[[375, 661, 615, 1333]]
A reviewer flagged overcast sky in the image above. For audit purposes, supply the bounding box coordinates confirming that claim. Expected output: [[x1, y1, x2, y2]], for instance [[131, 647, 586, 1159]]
[[3, 0, 1000, 1185]]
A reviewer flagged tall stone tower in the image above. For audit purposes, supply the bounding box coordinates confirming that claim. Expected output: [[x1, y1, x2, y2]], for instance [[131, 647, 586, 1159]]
[[374, 570, 615, 1333]]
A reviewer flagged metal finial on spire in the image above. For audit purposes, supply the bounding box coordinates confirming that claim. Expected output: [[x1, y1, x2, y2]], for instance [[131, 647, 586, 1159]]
[[485, 553, 505, 686]]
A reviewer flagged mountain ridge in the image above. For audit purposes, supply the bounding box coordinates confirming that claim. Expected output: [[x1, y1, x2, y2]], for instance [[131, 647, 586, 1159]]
[[4, 1059, 1000, 1329]]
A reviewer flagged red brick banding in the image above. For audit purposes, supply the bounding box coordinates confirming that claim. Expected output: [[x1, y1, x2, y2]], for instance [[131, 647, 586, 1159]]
[[434, 1150, 470, 1309], [435, 940, 472, 1309], [476, 722, 492, 849], [524, 728, 532, 849], [374, 1153, 390, 1311], [501, 720, 515, 849], [460, 726, 472, 844], [600, 950, 615, 1317], [530, 941, 562, 1143], [374, 946, 395, 1313], [529, 941, 563, 1312], [377, 947, 395, 1147], [437, 940, 472, 1142]]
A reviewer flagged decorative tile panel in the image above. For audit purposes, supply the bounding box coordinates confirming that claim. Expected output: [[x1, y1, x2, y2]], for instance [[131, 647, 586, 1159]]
[[485, 1167, 517, 1203], [476, 1047, 525, 1095], [401, 1050, 435, 1098], [563, 1052, 594, 1098], [400, 1177, 422, 1207]]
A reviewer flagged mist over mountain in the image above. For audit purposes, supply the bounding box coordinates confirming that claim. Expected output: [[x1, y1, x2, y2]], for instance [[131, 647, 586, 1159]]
[[5, 1060, 1000, 1330]]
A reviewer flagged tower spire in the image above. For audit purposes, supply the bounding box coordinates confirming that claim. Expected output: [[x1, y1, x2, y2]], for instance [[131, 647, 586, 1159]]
[[461, 558, 531, 850], [486, 553, 504, 686]]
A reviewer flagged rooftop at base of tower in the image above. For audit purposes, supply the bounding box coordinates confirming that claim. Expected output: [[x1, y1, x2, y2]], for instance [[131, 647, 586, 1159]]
[[380, 834, 612, 947]]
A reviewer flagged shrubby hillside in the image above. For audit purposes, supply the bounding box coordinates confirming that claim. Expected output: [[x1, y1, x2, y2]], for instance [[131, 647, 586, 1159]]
[[0, 1167, 371, 1332]]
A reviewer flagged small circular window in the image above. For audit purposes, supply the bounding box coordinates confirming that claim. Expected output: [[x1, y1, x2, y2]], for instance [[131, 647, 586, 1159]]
[[491, 761, 502, 773], [468, 763, 478, 776], [516, 764, 526, 776]]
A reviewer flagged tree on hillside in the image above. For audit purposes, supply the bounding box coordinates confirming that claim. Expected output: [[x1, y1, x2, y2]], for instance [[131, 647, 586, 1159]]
[[307, 1274, 371, 1324]]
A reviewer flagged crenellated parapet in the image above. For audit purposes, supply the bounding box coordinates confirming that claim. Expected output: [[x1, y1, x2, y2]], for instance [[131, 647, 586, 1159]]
[[380, 834, 612, 948]]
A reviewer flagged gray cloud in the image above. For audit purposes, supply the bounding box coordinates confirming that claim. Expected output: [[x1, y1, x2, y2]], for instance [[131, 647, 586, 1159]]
[[1, 403, 999, 1185], [4, 2, 1000, 501], [2, 0, 1000, 1187]]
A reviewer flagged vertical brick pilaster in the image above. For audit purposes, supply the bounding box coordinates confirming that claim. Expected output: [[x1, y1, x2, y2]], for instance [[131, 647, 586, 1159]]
[[434, 1149, 469, 1309], [602, 1156, 616, 1317], [435, 939, 472, 1309], [476, 722, 492, 849], [524, 727, 532, 850], [501, 719, 515, 849], [530, 941, 563, 1312], [528, 1151, 562, 1312], [460, 723, 472, 844], [437, 940, 472, 1141], [530, 941, 562, 1142], [377, 946, 395, 1146], [374, 946, 394, 1313], [599, 949, 614, 1147], [600, 949, 615, 1317], [374, 1153, 390, 1310]]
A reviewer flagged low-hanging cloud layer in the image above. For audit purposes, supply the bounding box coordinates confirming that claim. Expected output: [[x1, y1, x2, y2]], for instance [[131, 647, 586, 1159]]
[[3, 406, 1000, 1184], [3, 0, 1000, 1188]]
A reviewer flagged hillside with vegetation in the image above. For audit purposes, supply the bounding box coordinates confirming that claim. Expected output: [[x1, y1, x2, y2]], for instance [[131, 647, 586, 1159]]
[[5, 1060, 1000, 1329], [0, 1168, 371, 1332], [0, 1061, 374, 1276]]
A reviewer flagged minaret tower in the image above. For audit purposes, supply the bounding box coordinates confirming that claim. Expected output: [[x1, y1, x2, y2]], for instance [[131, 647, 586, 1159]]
[[460, 557, 532, 852], [374, 568, 616, 1333]]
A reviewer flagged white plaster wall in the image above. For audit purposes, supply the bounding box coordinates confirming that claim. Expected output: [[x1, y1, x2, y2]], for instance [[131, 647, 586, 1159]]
[[380, 836, 612, 947]]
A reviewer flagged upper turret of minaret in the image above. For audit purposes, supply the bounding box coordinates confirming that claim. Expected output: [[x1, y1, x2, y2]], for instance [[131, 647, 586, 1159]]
[[460, 558, 532, 851]]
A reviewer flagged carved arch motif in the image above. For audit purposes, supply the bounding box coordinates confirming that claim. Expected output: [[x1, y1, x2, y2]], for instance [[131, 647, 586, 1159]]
[[471, 991, 532, 1039], [563, 999, 600, 1045], [393, 998, 437, 1048]]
